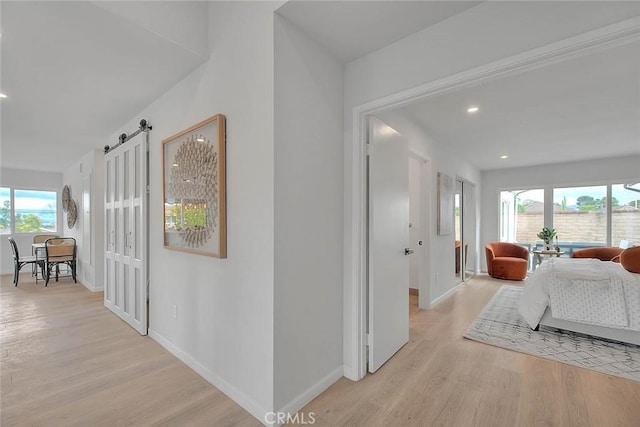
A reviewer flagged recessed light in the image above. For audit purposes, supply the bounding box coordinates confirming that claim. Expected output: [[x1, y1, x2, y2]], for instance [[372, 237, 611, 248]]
[[196, 136, 205, 142], [0, 93, 7, 99], [467, 106, 479, 113], [500, 155, 509, 159]]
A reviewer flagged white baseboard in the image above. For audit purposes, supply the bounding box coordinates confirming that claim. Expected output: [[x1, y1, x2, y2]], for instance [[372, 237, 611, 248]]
[[342, 364, 358, 381], [430, 281, 465, 308], [278, 366, 343, 416], [148, 328, 270, 425], [80, 281, 103, 292]]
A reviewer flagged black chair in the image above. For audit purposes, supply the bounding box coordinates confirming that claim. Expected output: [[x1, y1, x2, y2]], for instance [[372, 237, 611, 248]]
[[8, 237, 43, 286], [44, 238, 77, 286]]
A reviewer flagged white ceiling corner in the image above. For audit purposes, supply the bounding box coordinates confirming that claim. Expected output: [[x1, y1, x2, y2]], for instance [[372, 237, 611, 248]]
[[1, 1, 210, 173], [276, 0, 481, 63]]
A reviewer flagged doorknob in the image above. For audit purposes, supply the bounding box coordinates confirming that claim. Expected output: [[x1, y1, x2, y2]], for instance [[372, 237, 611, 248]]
[[404, 248, 414, 255]]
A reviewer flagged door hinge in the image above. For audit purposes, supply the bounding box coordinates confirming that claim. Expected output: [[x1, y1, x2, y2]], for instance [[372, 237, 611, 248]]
[[365, 143, 371, 156], [367, 333, 373, 347]]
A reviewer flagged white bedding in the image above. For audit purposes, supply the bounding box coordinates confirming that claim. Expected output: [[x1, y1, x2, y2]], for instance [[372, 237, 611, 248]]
[[518, 258, 640, 331]]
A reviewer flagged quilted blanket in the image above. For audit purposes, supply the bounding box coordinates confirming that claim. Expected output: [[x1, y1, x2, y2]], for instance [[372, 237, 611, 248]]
[[518, 258, 640, 331]]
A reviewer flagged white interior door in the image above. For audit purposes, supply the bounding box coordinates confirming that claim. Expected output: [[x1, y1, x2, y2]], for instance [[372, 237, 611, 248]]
[[104, 132, 148, 335], [368, 117, 410, 373]]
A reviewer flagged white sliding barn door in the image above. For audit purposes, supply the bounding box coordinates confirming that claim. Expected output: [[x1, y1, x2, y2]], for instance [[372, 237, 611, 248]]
[[368, 117, 410, 373], [105, 132, 148, 335]]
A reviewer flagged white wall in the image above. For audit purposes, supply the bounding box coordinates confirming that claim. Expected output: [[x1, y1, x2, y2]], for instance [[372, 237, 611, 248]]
[[0, 168, 63, 275], [481, 155, 640, 271], [109, 2, 280, 420], [273, 16, 344, 412], [340, 1, 638, 377], [62, 149, 105, 291]]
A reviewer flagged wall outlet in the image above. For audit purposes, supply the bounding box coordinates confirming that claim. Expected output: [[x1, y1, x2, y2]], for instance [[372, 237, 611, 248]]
[[171, 304, 177, 319]]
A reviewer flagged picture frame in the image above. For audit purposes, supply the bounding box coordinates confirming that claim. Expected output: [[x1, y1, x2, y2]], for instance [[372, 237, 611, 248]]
[[162, 114, 226, 258], [437, 172, 454, 236]]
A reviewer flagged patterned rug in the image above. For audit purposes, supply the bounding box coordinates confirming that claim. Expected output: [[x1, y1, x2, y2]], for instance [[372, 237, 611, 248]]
[[464, 285, 640, 381]]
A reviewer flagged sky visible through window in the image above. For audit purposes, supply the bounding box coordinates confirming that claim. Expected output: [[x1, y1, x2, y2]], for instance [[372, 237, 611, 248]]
[[515, 185, 639, 207], [14, 189, 57, 231]]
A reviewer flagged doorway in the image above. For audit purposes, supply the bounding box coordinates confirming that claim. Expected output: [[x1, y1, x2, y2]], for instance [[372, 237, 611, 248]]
[[455, 179, 477, 282], [366, 117, 430, 373], [366, 117, 409, 373], [409, 154, 429, 310]]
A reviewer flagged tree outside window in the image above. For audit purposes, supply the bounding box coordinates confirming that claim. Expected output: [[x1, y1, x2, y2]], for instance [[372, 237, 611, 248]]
[[13, 189, 57, 233], [0, 187, 11, 233]]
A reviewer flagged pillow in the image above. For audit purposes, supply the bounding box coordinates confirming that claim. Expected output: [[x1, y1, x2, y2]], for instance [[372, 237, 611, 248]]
[[620, 246, 640, 274]]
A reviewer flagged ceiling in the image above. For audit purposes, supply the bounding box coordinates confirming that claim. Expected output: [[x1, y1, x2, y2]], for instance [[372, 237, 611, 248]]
[[279, 1, 640, 171], [276, 1, 480, 63], [400, 39, 640, 171], [2, 1, 639, 175], [1, 1, 209, 173]]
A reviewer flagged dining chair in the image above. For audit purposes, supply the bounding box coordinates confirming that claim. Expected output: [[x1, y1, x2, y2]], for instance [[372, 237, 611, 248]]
[[44, 237, 77, 286], [33, 234, 54, 244], [32, 234, 56, 278], [8, 237, 44, 286]]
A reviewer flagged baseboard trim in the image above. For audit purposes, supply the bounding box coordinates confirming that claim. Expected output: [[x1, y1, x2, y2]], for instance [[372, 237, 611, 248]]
[[80, 281, 103, 292], [278, 366, 343, 417], [343, 364, 358, 381], [148, 328, 270, 425], [430, 282, 465, 308]]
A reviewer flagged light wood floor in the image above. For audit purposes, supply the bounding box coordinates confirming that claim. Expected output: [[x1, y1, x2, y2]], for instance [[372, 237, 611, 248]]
[[2, 273, 640, 426], [0, 273, 260, 427]]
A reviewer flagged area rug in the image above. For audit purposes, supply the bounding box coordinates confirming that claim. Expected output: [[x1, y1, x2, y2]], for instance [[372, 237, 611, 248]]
[[464, 285, 640, 382]]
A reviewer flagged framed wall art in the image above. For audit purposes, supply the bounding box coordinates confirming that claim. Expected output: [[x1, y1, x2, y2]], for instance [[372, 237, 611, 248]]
[[437, 172, 454, 236], [162, 114, 226, 258]]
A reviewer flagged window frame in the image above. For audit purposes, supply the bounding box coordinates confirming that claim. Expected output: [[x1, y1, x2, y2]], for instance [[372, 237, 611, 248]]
[[499, 180, 639, 249]]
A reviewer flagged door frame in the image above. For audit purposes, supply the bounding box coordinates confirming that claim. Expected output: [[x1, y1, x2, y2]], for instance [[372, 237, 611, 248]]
[[344, 20, 637, 381]]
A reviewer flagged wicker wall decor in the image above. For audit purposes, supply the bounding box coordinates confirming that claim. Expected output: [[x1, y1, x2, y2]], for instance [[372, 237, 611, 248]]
[[67, 198, 77, 228], [162, 114, 226, 258], [62, 185, 71, 213]]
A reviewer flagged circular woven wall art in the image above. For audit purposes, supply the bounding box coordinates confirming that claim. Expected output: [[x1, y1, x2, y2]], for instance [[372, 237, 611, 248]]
[[67, 199, 77, 229], [62, 185, 71, 213]]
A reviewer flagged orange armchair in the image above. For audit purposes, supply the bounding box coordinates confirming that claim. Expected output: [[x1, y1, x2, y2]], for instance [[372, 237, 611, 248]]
[[485, 242, 529, 280], [572, 247, 623, 261]]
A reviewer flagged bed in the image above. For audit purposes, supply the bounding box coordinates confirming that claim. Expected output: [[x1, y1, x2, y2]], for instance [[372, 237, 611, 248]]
[[518, 257, 640, 346]]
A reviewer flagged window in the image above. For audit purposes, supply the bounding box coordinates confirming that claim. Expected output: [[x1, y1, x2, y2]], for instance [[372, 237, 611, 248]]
[[0, 187, 10, 233], [501, 183, 639, 256], [612, 183, 640, 247], [499, 189, 544, 247], [553, 185, 607, 245], [1, 188, 58, 233]]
